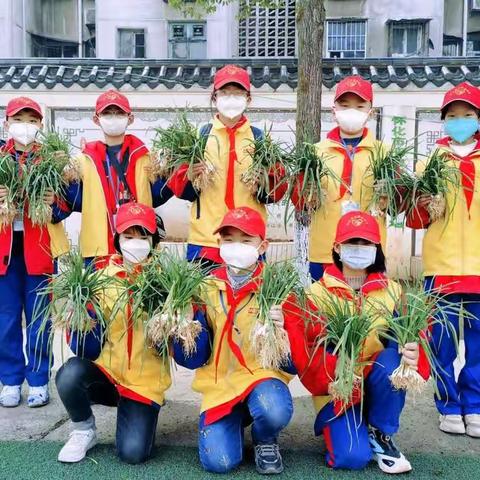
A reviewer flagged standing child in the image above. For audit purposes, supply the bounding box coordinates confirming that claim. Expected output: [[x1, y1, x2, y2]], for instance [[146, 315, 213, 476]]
[[169, 65, 287, 270], [407, 82, 480, 437], [292, 76, 387, 281], [174, 206, 294, 474], [55, 202, 174, 464], [59, 90, 173, 264], [284, 212, 430, 473], [0, 97, 69, 408]]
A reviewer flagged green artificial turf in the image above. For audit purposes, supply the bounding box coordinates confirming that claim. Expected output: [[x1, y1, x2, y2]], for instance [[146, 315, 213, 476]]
[[0, 442, 479, 480]]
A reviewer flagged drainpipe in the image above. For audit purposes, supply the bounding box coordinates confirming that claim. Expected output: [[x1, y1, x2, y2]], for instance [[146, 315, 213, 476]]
[[462, 0, 468, 56], [78, 0, 83, 58]]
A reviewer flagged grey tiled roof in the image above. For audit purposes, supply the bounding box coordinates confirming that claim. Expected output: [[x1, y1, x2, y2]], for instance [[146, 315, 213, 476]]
[[0, 57, 479, 90]]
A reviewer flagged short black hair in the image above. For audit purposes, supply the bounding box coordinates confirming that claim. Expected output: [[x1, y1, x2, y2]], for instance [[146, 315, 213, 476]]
[[332, 244, 386, 274], [441, 104, 480, 120], [113, 214, 165, 254]]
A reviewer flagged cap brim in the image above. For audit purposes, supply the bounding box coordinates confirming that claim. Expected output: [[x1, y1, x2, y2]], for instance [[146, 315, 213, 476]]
[[335, 89, 372, 102], [213, 222, 263, 239], [7, 106, 43, 119], [97, 101, 131, 114], [441, 98, 480, 114], [214, 78, 250, 91], [336, 232, 380, 244], [116, 219, 156, 235]]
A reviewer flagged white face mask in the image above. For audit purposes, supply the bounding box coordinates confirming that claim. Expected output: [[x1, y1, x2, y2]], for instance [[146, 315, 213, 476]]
[[99, 115, 129, 136], [334, 108, 370, 135], [340, 244, 377, 270], [8, 122, 39, 146], [220, 242, 259, 272], [119, 236, 151, 264], [216, 95, 248, 120]]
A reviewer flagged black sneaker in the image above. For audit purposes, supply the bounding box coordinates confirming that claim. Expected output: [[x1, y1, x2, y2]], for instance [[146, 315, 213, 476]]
[[368, 427, 412, 474], [254, 443, 284, 475]]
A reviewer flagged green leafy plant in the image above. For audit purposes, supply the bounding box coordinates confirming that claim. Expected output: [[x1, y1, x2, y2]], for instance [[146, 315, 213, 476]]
[[251, 261, 305, 370], [0, 153, 21, 228], [151, 112, 214, 190]]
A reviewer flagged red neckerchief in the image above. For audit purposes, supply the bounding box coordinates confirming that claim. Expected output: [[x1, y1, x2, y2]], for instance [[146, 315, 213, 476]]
[[2, 138, 40, 164], [82, 134, 148, 214], [322, 264, 389, 297], [327, 127, 368, 200], [220, 115, 248, 210], [436, 136, 480, 217], [212, 263, 262, 380], [113, 259, 144, 369]]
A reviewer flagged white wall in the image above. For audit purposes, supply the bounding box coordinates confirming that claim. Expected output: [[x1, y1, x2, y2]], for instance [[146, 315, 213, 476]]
[[95, 0, 235, 58]]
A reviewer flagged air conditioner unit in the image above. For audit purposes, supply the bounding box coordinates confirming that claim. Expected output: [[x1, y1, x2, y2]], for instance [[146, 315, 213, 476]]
[[85, 8, 95, 27]]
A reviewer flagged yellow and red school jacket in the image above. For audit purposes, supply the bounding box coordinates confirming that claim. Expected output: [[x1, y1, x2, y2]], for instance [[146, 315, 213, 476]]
[[292, 127, 386, 264], [68, 256, 172, 407], [407, 136, 480, 294], [283, 265, 430, 416], [189, 264, 293, 424], [168, 115, 287, 263], [63, 135, 169, 259], [0, 139, 69, 275]]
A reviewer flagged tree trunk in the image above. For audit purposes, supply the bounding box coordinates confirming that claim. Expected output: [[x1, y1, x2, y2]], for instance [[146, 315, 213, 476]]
[[294, 0, 325, 282], [296, 0, 325, 144]]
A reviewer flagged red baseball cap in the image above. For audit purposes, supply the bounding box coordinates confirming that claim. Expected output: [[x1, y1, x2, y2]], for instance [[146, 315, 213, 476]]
[[441, 82, 480, 118], [96, 89, 131, 114], [213, 206, 266, 240], [6, 96, 43, 119], [214, 65, 251, 92], [116, 202, 156, 235], [335, 211, 381, 244], [334, 75, 373, 103]]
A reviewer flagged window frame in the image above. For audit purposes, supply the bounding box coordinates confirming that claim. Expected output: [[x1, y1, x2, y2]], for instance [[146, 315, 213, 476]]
[[117, 28, 146, 59], [388, 20, 428, 57], [168, 21, 207, 60], [325, 18, 368, 59]]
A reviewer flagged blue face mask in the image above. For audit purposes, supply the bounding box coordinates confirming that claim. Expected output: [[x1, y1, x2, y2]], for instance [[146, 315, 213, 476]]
[[444, 118, 478, 144]]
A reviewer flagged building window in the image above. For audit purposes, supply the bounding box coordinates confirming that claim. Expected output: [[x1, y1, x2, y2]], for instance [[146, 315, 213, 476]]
[[169, 22, 207, 59], [117, 29, 145, 58], [326, 20, 366, 58], [31, 34, 78, 57], [472, 0, 480, 11], [238, 0, 296, 57], [443, 36, 461, 56], [389, 21, 427, 57]]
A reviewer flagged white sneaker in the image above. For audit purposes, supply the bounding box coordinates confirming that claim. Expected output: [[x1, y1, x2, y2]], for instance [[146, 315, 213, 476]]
[[28, 385, 50, 408], [0, 385, 21, 408], [57, 429, 98, 463], [439, 414, 466, 434], [369, 427, 412, 474], [465, 414, 480, 438]]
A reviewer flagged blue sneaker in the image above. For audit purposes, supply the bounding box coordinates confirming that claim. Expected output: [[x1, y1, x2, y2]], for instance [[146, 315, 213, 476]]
[[28, 385, 50, 408], [254, 444, 284, 474]]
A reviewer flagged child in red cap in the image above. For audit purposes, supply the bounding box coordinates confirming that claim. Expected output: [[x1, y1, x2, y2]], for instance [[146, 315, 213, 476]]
[[55, 202, 178, 465], [0, 97, 69, 408], [407, 82, 480, 437], [292, 75, 387, 282], [169, 65, 287, 270], [174, 206, 295, 475], [58, 89, 173, 265], [283, 211, 430, 474]]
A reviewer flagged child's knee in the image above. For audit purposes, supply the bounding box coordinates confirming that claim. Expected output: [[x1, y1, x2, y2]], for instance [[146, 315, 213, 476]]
[[55, 357, 86, 392], [327, 445, 372, 470], [200, 449, 242, 473], [117, 437, 151, 465], [260, 402, 293, 431]]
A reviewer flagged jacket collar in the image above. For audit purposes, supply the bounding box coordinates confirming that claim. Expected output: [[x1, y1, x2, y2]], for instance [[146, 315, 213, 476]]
[[326, 126, 374, 149], [212, 114, 250, 133], [321, 264, 389, 296]]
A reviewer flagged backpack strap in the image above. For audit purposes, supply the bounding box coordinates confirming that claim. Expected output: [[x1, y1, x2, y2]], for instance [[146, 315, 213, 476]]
[[250, 126, 264, 141], [199, 123, 213, 137]]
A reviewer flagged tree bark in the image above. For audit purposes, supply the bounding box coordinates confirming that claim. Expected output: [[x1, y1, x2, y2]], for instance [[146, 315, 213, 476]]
[[295, 0, 325, 281], [296, 0, 325, 144]]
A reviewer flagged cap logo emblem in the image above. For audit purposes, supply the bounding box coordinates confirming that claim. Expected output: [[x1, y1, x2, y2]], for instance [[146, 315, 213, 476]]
[[105, 91, 120, 100], [231, 209, 247, 219], [128, 205, 143, 215], [453, 86, 469, 96], [349, 215, 366, 227], [226, 66, 240, 75], [346, 78, 360, 87]]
